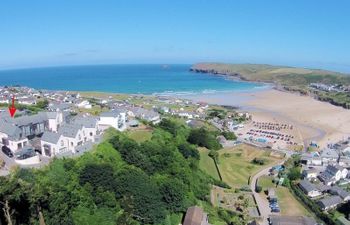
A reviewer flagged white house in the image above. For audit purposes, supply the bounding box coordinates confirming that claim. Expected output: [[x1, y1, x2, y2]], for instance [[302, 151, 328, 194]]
[[76, 100, 92, 109], [41, 132, 67, 157], [46, 111, 64, 132], [0, 111, 64, 153], [320, 148, 339, 165], [319, 165, 348, 186], [73, 116, 99, 142], [98, 110, 126, 131], [41, 116, 99, 157], [299, 180, 322, 198]]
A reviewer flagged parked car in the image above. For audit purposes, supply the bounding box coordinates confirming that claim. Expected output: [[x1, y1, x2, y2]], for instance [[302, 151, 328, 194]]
[[271, 207, 280, 213], [2, 146, 13, 158]]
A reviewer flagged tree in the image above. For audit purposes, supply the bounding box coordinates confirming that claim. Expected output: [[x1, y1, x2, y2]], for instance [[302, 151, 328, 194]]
[[36, 99, 49, 109], [288, 167, 301, 181], [159, 178, 186, 212], [79, 163, 117, 192], [188, 127, 222, 150], [255, 186, 262, 193], [208, 150, 219, 162], [178, 143, 200, 160], [115, 168, 167, 224], [222, 131, 237, 140]]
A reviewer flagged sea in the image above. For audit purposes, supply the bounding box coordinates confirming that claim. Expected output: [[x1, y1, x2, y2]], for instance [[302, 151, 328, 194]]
[[0, 64, 268, 95]]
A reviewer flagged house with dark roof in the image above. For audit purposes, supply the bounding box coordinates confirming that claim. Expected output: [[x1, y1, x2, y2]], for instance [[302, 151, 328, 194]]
[[299, 180, 322, 198], [318, 165, 348, 186], [183, 206, 211, 225], [41, 132, 65, 157], [0, 111, 64, 153], [318, 196, 343, 211], [40, 115, 99, 157], [329, 186, 350, 201]]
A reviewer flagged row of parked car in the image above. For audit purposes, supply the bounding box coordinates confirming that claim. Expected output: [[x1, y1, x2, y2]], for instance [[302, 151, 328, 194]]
[[269, 198, 280, 213]]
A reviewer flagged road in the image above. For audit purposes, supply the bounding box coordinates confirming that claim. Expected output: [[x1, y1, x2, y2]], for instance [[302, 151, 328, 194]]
[[250, 161, 285, 225]]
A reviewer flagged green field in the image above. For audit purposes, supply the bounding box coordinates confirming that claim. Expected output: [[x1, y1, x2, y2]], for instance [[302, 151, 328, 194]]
[[198, 148, 220, 180], [217, 144, 282, 188], [191, 63, 349, 86], [126, 129, 153, 142], [258, 176, 311, 217]]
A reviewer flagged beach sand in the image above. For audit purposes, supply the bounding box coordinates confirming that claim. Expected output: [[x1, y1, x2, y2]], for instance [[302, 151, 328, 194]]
[[185, 89, 350, 148]]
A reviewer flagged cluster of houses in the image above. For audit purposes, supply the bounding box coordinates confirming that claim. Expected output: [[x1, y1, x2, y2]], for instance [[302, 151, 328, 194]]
[[0, 108, 128, 160], [0, 86, 173, 164], [299, 139, 350, 212], [309, 83, 350, 93], [0, 86, 39, 105]]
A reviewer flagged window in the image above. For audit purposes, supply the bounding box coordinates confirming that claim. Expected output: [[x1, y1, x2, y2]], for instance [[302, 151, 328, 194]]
[[61, 140, 64, 146], [90, 132, 93, 136], [71, 142, 73, 146]]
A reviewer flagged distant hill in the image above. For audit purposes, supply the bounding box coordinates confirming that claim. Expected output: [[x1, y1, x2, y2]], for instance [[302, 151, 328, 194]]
[[190, 63, 350, 88], [191, 63, 350, 109]]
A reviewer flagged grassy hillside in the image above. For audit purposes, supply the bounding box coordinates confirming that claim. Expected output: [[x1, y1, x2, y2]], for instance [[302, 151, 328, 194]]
[[191, 63, 350, 108], [191, 63, 350, 87]]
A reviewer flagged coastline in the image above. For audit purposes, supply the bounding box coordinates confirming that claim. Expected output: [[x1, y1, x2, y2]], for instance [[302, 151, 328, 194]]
[[182, 88, 350, 149]]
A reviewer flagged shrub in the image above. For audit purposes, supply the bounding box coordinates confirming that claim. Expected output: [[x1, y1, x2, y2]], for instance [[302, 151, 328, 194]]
[[255, 186, 262, 193], [252, 158, 266, 165], [222, 131, 237, 140]]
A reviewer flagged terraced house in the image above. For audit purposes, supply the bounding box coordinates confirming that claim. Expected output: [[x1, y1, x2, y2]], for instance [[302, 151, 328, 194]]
[[41, 116, 99, 157], [0, 111, 64, 153]]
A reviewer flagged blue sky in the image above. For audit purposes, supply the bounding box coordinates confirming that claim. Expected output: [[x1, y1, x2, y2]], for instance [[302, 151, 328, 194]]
[[1, 0, 349, 72]]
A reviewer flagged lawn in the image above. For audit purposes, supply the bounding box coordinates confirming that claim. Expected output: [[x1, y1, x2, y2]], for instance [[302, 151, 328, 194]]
[[217, 144, 283, 188], [198, 148, 220, 180], [127, 128, 153, 142], [258, 176, 311, 217]]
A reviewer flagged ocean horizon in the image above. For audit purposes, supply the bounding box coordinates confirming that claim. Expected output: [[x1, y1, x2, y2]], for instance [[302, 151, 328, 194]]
[[0, 64, 267, 95]]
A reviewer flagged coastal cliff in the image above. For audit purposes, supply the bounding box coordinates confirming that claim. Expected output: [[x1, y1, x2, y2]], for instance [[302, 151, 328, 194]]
[[190, 63, 350, 109]]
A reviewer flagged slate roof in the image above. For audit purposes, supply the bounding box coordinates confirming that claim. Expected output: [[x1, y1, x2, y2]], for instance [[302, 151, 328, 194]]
[[73, 116, 97, 128], [100, 110, 123, 117], [58, 124, 82, 138], [0, 119, 22, 140], [327, 165, 344, 175], [299, 180, 318, 193], [41, 132, 61, 144], [46, 112, 58, 119], [330, 186, 350, 200], [14, 113, 47, 126], [318, 196, 343, 209]]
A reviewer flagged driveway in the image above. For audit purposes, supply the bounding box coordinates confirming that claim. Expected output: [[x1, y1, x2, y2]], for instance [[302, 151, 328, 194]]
[[250, 161, 285, 225]]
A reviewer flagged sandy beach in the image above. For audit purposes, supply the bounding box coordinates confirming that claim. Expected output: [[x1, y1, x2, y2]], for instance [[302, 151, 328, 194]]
[[185, 89, 350, 149]]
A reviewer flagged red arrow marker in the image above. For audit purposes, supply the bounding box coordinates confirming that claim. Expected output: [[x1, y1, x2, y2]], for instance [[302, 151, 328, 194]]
[[9, 96, 16, 117]]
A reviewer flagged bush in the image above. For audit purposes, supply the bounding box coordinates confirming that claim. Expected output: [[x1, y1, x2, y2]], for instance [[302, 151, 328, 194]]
[[188, 127, 222, 150], [212, 179, 231, 189], [255, 185, 262, 193], [252, 158, 266, 165], [177, 143, 200, 160], [222, 131, 237, 140]]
